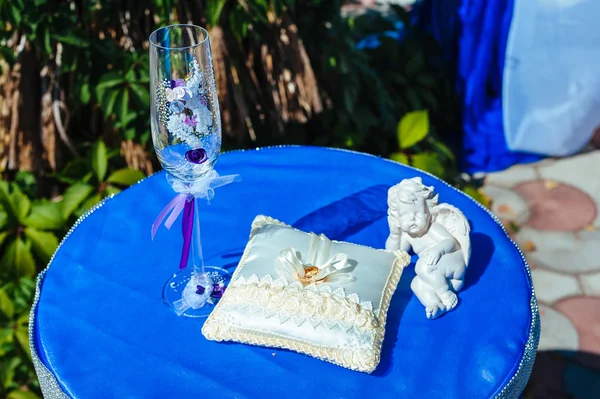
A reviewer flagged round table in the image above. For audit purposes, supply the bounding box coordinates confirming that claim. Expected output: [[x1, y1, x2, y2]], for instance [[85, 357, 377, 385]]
[[30, 146, 539, 398]]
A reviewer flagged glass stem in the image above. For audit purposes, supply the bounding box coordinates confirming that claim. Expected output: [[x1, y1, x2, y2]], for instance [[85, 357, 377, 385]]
[[191, 196, 205, 276]]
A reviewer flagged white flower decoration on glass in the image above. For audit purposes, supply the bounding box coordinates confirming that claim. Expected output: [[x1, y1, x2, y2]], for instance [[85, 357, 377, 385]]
[[159, 59, 213, 148]]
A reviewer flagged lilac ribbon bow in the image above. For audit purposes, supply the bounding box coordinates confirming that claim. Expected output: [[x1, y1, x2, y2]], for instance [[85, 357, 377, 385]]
[[151, 170, 240, 270], [151, 193, 195, 269]]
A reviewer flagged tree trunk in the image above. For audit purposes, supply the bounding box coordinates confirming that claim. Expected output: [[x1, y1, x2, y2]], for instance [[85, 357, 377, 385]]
[[0, 40, 43, 174], [208, 10, 323, 143]]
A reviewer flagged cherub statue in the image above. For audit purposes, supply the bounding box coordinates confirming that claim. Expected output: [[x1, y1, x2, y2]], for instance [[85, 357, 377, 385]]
[[385, 177, 471, 319]]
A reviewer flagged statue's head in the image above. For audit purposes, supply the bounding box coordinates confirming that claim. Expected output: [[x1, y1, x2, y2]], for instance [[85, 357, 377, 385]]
[[389, 177, 438, 237]]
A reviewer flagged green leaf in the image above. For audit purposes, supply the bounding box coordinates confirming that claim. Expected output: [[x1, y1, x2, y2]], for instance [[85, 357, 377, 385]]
[[95, 73, 124, 119], [24, 201, 64, 230], [81, 172, 93, 184], [98, 88, 119, 119], [206, 0, 227, 26], [14, 190, 31, 224], [0, 208, 7, 230], [116, 111, 137, 130], [392, 73, 408, 86], [0, 357, 20, 391], [107, 148, 120, 160], [411, 153, 444, 178], [0, 182, 31, 225], [105, 186, 121, 196], [14, 171, 36, 198], [416, 74, 437, 88], [419, 89, 438, 112], [0, 289, 14, 319], [405, 51, 424, 77], [80, 83, 91, 104], [390, 152, 409, 164], [116, 89, 130, 127], [14, 325, 30, 359], [0, 327, 12, 346], [52, 33, 88, 48], [0, 231, 8, 248], [61, 183, 94, 219], [24, 228, 58, 263], [129, 83, 149, 109], [14, 279, 35, 309], [54, 157, 88, 184], [397, 110, 429, 149], [0, 238, 36, 278], [91, 140, 108, 182], [96, 72, 126, 91], [7, 390, 41, 399], [9, 279, 35, 314], [462, 186, 491, 209], [431, 140, 455, 162], [17, 311, 29, 325], [343, 92, 354, 114], [10, 4, 22, 26], [404, 88, 423, 110], [107, 169, 144, 186], [76, 193, 102, 217], [124, 128, 136, 141], [44, 27, 52, 54], [125, 69, 136, 82]]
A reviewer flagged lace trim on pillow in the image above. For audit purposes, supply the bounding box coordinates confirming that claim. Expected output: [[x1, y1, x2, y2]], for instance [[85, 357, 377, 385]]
[[224, 274, 377, 331], [203, 318, 382, 373]]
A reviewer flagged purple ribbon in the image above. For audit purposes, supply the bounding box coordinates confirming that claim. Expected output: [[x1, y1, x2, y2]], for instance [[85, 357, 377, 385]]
[[151, 193, 195, 270], [152, 171, 240, 271]]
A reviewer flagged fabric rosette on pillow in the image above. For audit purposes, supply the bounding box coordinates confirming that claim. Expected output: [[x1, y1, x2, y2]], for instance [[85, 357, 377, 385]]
[[202, 215, 410, 373]]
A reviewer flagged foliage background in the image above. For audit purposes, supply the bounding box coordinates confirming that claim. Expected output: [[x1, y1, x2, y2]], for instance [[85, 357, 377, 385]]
[[0, 1, 473, 396]]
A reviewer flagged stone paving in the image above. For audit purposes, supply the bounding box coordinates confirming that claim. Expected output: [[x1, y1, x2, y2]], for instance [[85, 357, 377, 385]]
[[481, 150, 600, 398]]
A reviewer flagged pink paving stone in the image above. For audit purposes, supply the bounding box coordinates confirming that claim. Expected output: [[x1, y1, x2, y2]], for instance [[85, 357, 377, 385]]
[[513, 180, 597, 231], [555, 296, 600, 360]]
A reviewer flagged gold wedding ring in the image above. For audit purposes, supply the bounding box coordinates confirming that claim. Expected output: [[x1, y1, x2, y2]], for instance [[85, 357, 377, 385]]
[[299, 265, 327, 285]]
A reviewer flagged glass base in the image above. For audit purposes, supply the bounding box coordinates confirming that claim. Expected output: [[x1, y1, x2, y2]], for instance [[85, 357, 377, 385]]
[[162, 266, 232, 318]]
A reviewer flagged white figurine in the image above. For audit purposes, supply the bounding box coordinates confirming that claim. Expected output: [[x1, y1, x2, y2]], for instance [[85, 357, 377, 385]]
[[385, 177, 471, 319]]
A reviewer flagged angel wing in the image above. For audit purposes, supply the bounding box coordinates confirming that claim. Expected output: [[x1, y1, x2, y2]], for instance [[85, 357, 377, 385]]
[[432, 203, 471, 267]]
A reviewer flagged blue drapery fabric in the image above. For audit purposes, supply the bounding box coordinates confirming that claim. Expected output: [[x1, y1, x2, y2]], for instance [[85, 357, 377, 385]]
[[358, 0, 542, 172], [33, 147, 535, 398], [456, 0, 541, 172]]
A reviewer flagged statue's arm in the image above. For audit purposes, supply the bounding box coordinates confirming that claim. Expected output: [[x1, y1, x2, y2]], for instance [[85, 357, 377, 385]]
[[386, 216, 411, 252], [428, 223, 458, 255], [399, 234, 411, 252], [386, 231, 411, 252]]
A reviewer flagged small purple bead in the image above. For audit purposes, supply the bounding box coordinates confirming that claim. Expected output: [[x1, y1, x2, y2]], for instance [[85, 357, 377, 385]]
[[196, 285, 205, 295], [185, 148, 207, 164], [211, 283, 225, 298], [170, 78, 186, 88]]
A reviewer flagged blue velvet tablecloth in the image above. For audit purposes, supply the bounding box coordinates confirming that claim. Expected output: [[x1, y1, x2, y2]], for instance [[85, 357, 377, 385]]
[[31, 146, 539, 398]]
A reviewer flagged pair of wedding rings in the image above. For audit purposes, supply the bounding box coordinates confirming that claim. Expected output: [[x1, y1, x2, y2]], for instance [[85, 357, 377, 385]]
[[299, 266, 327, 285]]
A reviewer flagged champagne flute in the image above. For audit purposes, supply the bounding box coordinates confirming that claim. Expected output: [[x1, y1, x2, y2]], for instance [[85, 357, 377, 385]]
[[149, 24, 230, 318]]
